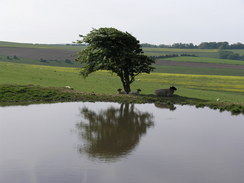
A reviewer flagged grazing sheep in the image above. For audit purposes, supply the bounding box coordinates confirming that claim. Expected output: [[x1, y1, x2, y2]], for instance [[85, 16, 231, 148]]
[[129, 89, 141, 95], [91, 91, 96, 96], [117, 88, 126, 94], [155, 86, 177, 97], [65, 86, 73, 90]]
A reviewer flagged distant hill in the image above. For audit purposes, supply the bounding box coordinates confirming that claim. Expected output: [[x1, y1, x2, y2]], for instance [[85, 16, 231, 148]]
[[0, 46, 77, 61], [0, 41, 86, 67], [0, 41, 85, 50], [0, 41, 243, 75]]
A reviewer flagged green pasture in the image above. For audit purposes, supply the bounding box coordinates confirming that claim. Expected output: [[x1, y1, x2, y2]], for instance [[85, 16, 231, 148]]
[[159, 56, 244, 65], [143, 48, 244, 58], [0, 41, 36, 48], [1, 41, 244, 58], [226, 49, 244, 55], [143, 48, 219, 53], [0, 41, 85, 51], [1, 55, 243, 76], [143, 48, 220, 58], [153, 64, 244, 76], [0, 55, 82, 67], [0, 62, 243, 103]]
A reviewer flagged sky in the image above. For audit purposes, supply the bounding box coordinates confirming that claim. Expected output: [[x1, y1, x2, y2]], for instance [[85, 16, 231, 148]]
[[1, 0, 244, 45]]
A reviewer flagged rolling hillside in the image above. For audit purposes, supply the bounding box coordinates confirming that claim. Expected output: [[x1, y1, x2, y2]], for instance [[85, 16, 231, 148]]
[[0, 41, 244, 76]]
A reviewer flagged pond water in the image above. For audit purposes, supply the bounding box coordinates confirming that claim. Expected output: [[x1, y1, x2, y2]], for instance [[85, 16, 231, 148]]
[[0, 102, 244, 183]]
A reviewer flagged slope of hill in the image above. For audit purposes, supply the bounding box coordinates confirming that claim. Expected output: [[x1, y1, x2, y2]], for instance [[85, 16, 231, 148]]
[[0, 46, 77, 60], [0, 41, 244, 76]]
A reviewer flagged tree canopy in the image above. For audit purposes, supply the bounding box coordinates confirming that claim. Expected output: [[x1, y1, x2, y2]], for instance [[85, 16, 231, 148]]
[[76, 27, 154, 93]]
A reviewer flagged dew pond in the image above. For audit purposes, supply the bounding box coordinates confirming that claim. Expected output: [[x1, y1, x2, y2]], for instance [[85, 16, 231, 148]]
[[0, 102, 244, 183]]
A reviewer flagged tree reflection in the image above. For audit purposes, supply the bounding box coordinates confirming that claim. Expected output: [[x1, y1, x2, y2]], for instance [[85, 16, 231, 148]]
[[76, 103, 154, 161]]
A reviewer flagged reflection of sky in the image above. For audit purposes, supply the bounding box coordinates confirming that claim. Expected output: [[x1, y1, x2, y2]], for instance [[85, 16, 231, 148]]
[[0, 102, 244, 183]]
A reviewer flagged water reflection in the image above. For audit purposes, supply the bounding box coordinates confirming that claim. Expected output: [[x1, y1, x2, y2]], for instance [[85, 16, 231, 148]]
[[154, 102, 176, 111], [76, 103, 154, 161]]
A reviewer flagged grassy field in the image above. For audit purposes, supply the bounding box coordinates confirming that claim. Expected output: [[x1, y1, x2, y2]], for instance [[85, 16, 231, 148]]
[[153, 64, 244, 76], [226, 49, 244, 55], [143, 47, 220, 58], [0, 55, 82, 67], [1, 62, 243, 103], [159, 56, 244, 65], [1, 41, 244, 58], [144, 48, 244, 57], [1, 41, 243, 114], [0, 42, 219, 58], [0, 41, 85, 51], [1, 57, 243, 76]]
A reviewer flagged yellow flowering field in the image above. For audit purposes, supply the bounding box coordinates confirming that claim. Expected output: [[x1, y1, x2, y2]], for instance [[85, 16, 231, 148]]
[[137, 73, 244, 93]]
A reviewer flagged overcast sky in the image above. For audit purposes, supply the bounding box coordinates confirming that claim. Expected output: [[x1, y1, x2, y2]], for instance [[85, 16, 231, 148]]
[[1, 0, 244, 45]]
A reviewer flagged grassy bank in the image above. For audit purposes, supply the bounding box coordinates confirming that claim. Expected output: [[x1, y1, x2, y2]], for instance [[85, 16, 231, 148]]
[[0, 62, 243, 103], [0, 84, 243, 115], [0, 61, 243, 114]]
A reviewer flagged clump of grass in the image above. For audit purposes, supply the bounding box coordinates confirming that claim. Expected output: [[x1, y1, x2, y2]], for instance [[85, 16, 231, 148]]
[[226, 105, 244, 115], [0, 84, 80, 103], [196, 103, 205, 108], [219, 107, 226, 112], [230, 106, 242, 115]]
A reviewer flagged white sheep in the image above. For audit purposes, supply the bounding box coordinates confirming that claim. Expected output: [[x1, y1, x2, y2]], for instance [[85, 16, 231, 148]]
[[65, 86, 73, 90], [129, 89, 141, 95], [155, 86, 177, 97], [117, 88, 126, 94]]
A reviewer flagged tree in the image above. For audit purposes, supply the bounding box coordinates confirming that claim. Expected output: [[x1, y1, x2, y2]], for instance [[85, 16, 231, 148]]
[[76, 27, 155, 93], [219, 51, 243, 60]]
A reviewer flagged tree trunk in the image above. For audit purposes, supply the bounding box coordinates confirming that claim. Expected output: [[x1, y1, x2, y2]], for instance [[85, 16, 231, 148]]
[[123, 71, 131, 94], [124, 82, 131, 94], [119, 72, 131, 94]]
